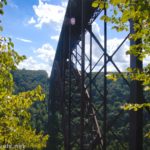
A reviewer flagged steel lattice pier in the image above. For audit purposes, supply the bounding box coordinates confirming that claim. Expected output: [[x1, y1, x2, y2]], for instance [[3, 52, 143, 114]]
[[47, 0, 145, 150]]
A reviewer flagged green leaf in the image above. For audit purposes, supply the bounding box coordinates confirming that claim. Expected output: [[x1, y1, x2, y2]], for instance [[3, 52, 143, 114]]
[[114, 9, 118, 15], [0, 26, 3, 31], [0, 3, 3, 9], [92, 2, 99, 8], [99, 2, 104, 9], [0, 9, 4, 14]]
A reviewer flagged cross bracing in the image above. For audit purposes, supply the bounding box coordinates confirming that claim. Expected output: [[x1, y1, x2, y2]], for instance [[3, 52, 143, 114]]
[[47, 0, 149, 150]]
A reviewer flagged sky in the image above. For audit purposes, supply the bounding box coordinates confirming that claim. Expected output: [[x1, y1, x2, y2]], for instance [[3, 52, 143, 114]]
[[2, 0, 69, 75], [2, 0, 141, 76]]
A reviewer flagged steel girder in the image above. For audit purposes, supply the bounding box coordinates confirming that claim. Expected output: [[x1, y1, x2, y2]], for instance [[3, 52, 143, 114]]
[[48, 0, 145, 150]]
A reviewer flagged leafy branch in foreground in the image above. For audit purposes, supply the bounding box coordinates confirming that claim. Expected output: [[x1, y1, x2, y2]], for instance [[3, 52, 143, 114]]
[[92, 0, 150, 106], [92, 0, 150, 138], [0, 1, 48, 149]]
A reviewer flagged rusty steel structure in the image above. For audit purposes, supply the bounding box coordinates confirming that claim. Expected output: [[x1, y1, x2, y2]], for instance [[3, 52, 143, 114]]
[[48, 0, 145, 150]]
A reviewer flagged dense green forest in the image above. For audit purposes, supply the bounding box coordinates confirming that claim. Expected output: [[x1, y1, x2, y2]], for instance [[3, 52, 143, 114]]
[[12, 69, 150, 149], [1, 0, 149, 149], [12, 70, 49, 134]]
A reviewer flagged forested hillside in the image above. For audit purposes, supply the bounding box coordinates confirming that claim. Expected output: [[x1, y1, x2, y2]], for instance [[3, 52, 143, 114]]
[[12, 70, 49, 134], [12, 70, 150, 149]]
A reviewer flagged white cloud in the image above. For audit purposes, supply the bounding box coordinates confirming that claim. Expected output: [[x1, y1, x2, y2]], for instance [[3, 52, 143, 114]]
[[61, 0, 68, 7], [28, 17, 36, 24], [144, 56, 150, 67], [18, 56, 51, 76], [75, 22, 130, 72], [35, 43, 55, 63], [50, 35, 59, 41], [18, 43, 56, 76], [16, 37, 32, 43], [107, 38, 130, 64], [92, 22, 104, 42], [30, 0, 66, 29]]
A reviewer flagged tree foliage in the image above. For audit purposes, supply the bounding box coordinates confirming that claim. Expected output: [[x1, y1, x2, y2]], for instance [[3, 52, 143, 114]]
[[92, 1, 150, 105], [12, 70, 49, 134], [49, 71, 149, 149], [0, 1, 48, 149], [92, 0, 150, 138]]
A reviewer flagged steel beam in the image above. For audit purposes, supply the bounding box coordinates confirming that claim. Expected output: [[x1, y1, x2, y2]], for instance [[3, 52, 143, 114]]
[[80, 0, 85, 149], [103, 2, 107, 150], [48, 0, 145, 150], [129, 19, 143, 150]]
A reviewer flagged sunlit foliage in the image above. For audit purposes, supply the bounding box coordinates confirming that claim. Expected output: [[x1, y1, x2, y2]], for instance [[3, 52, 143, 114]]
[[92, 0, 150, 138], [0, 1, 48, 149]]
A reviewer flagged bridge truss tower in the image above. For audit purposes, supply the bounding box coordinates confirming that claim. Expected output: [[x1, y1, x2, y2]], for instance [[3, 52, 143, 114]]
[[48, 0, 148, 150]]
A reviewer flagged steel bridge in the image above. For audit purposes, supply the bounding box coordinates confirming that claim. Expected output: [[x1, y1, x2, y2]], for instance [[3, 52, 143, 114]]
[[47, 0, 145, 150]]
